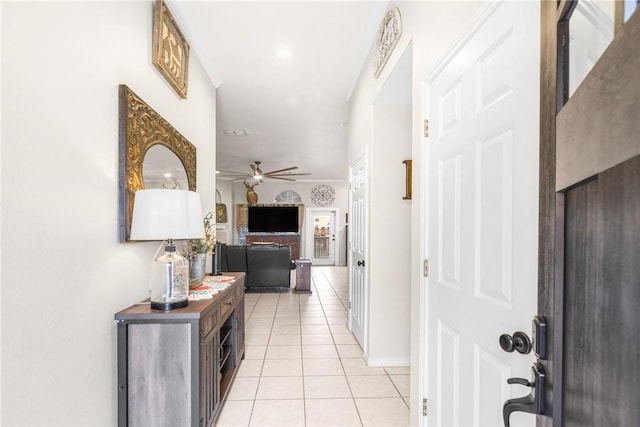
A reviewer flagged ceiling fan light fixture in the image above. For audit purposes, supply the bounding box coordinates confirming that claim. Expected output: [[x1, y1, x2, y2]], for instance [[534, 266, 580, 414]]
[[219, 161, 310, 183], [252, 161, 263, 178], [244, 176, 260, 187]]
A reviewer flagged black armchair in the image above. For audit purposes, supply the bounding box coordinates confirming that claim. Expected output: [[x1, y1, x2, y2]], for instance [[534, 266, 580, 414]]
[[215, 243, 292, 292]]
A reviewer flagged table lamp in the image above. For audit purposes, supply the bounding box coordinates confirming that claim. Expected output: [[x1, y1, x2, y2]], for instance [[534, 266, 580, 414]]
[[130, 189, 205, 310]]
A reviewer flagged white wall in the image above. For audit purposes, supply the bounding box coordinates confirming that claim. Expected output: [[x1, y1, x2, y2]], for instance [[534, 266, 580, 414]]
[[0, 1, 3, 419], [368, 101, 412, 364], [347, 1, 483, 423], [229, 180, 349, 265], [1, 1, 216, 425]]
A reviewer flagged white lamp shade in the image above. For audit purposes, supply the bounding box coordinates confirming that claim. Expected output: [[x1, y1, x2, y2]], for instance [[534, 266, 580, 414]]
[[130, 189, 205, 241]]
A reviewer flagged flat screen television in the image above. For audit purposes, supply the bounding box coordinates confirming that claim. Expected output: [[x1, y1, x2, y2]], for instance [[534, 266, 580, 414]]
[[248, 206, 299, 233]]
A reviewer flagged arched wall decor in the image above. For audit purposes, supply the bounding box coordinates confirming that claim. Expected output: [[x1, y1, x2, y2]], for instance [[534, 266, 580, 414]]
[[275, 190, 303, 204], [118, 84, 197, 242], [374, 7, 402, 78]]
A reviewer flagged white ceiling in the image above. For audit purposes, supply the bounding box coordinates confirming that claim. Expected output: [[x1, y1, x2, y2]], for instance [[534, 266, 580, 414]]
[[170, 1, 390, 182]]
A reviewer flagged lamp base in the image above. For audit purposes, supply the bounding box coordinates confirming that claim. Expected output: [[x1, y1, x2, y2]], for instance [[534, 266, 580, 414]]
[[150, 296, 189, 311]]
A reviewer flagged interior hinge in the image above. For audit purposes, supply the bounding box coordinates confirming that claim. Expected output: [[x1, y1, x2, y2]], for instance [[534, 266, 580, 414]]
[[423, 259, 429, 277], [423, 119, 430, 138], [423, 398, 428, 416]]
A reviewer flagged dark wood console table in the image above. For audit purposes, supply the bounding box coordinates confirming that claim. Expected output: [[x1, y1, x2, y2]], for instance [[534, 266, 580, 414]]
[[114, 273, 245, 427]]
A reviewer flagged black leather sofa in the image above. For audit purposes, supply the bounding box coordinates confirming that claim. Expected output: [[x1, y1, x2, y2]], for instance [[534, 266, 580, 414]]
[[214, 243, 293, 292]]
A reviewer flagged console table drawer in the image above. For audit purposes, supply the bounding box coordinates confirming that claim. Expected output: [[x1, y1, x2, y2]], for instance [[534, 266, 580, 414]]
[[219, 292, 235, 322], [201, 307, 218, 338]]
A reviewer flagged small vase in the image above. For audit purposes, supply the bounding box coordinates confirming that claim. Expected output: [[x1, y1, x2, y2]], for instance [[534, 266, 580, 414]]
[[188, 252, 207, 289]]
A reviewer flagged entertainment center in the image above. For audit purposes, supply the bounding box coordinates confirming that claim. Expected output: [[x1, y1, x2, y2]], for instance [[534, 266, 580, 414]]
[[236, 204, 303, 259]]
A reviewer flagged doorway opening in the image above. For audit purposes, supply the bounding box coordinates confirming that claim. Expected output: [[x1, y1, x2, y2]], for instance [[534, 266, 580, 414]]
[[305, 208, 339, 266]]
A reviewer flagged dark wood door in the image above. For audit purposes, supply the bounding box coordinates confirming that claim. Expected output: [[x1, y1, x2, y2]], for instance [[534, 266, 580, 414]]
[[560, 157, 640, 426], [539, 3, 640, 427]]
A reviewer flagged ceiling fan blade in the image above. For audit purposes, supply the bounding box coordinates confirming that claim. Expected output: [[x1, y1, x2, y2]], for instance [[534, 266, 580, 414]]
[[265, 176, 296, 181], [263, 166, 298, 175], [267, 172, 312, 177], [216, 176, 248, 182], [217, 170, 248, 175]]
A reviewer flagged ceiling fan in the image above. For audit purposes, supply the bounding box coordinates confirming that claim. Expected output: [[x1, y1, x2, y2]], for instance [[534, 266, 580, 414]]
[[217, 161, 311, 183]]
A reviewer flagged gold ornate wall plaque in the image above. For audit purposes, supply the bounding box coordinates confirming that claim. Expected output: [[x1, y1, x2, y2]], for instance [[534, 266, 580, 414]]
[[118, 85, 197, 242], [152, 0, 190, 98], [374, 7, 402, 78]]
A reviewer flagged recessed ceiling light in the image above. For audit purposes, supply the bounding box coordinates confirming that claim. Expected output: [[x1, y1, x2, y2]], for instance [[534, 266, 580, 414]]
[[276, 49, 292, 60]]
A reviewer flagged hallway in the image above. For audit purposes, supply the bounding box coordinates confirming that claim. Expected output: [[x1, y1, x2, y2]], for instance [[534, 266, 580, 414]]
[[216, 266, 410, 426]]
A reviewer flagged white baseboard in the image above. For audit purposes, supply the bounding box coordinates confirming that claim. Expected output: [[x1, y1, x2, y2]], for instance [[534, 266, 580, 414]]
[[364, 356, 411, 367]]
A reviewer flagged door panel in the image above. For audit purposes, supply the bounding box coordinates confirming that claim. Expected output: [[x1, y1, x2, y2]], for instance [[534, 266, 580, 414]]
[[424, 1, 539, 425], [561, 156, 640, 426], [349, 152, 367, 348]]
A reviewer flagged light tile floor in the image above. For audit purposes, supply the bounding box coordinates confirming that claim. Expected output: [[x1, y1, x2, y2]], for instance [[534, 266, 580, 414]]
[[216, 266, 410, 427]]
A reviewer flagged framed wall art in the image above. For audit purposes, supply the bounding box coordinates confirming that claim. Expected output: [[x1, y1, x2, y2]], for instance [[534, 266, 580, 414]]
[[152, 0, 190, 98], [310, 185, 336, 207]]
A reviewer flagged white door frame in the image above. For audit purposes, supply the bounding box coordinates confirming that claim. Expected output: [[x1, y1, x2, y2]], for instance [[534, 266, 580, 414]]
[[305, 207, 339, 266]]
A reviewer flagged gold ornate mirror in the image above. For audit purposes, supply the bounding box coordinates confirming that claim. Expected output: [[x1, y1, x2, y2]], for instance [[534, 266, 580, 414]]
[[118, 85, 196, 242]]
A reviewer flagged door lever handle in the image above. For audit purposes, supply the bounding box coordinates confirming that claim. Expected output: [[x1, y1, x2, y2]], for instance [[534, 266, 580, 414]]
[[503, 363, 545, 427], [507, 377, 532, 387]]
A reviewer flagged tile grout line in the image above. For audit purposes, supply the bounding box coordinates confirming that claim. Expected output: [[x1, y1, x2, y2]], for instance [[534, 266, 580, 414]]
[[248, 292, 266, 427], [296, 289, 309, 427], [319, 270, 365, 427], [226, 267, 405, 426]]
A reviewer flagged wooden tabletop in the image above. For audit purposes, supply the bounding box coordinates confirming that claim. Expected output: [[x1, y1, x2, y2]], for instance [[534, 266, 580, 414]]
[[114, 272, 245, 321]]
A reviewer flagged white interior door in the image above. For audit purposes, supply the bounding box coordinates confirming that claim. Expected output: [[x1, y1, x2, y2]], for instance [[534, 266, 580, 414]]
[[423, 2, 539, 426], [306, 209, 337, 266], [349, 151, 367, 349]]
